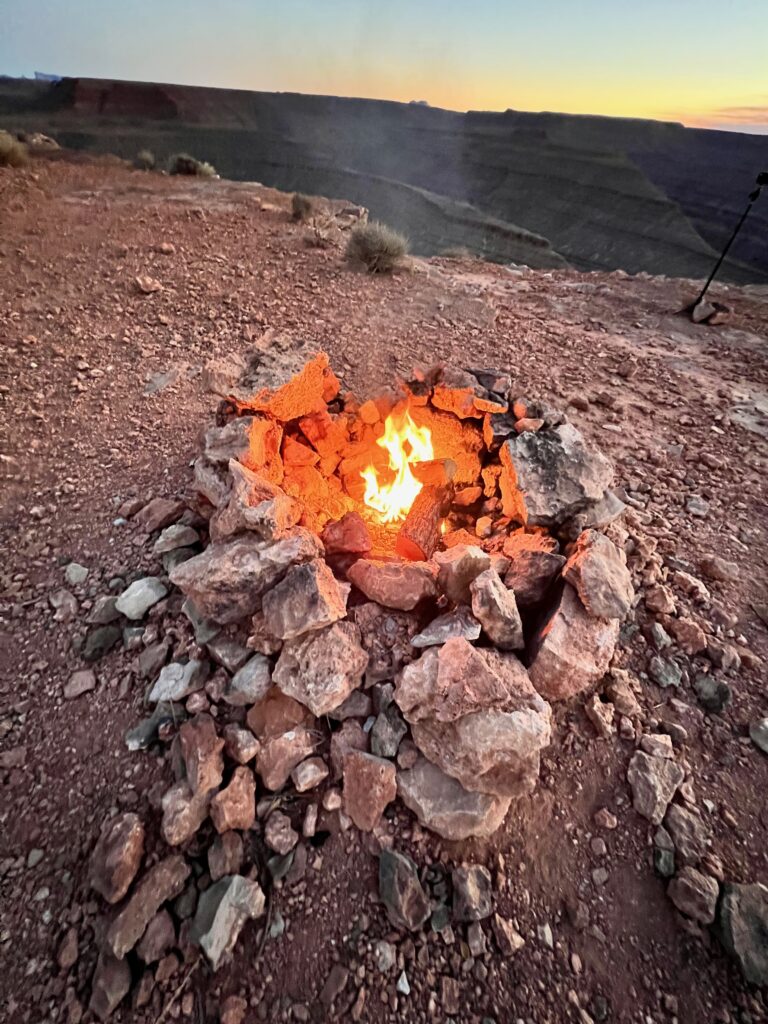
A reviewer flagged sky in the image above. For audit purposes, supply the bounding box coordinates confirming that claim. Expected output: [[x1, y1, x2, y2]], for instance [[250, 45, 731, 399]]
[[2, 0, 768, 133]]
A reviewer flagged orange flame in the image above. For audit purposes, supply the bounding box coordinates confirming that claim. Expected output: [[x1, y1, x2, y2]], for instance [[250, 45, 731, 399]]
[[361, 410, 433, 523]]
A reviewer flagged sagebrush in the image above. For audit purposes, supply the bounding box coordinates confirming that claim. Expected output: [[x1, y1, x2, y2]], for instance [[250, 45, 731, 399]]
[[291, 193, 314, 222], [135, 149, 156, 171], [168, 153, 218, 178], [0, 131, 29, 168], [345, 221, 408, 273]]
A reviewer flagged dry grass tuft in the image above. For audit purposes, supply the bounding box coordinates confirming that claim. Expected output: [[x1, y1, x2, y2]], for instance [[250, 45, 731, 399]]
[[345, 221, 408, 273], [291, 193, 314, 222], [135, 149, 156, 171], [168, 153, 218, 178], [0, 131, 29, 168]]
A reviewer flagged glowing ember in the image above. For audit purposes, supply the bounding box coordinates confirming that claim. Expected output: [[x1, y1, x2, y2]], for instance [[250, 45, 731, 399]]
[[361, 410, 433, 523]]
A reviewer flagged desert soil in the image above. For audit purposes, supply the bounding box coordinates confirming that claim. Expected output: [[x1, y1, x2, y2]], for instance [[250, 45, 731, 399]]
[[1, 156, 767, 1024]]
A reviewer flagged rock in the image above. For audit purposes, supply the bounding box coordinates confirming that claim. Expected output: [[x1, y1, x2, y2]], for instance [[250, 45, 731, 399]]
[[89, 595, 120, 625], [247, 688, 314, 738], [452, 865, 493, 921], [669, 617, 707, 656], [90, 812, 145, 904], [65, 562, 89, 586], [528, 584, 619, 701], [210, 461, 301, 542], [584, 694, 614, 738], [396, 639, 551, 798], [374, 939, 396, 972], [693, 675, 731, 714], [330, 719, 368, 780], [222, 724, 260, 764], [49, 587, 79, 623], [106, 855, 191, 958], [273, 620, 368, 715], [64, 669, 97, 699], [320, 963, 350, 1009], [343, 751, 397, 831], [138, 641, 170, 680], [645, 584, 676, 615], [179, 714, 225, 794], [379, 849, 430, 931], [206, 634, 251, 673], [492, 914, 525, 954], [562, 530, 632, 620], [371, 705, 408, 758], [190, 874, 266, 970], [664, 804, 710, 865], [433, 545, 491, 604], [750, 719, 768, 755], [210, 767, 256, 832], [499, 423, 613, 527], [627, 751, 684, 825], [193, 455, 232, 507], [411, 605, 481, 647], [640, 734, 674, 759], [134, 497, 184, 533], [668, 867, 719, 924], [257, 726, 315, 790], [685, 495, 710, 518], [716, 882, 768, 985], [136, 910, 175, 963], [291, 757, 329, 792], [149, 660, 209, 702], [504, 548, 566, 607], [89, 952, 131, 1020], [57, 926, 78, 970], [347, 559, 438, 610], [648, 656, 682, 689], [153, 523, 200, 554], [224, 655, 272, 706], [220, 996, 248, 1024], [208, 831, 244, 882], [352, 602, 420, 681], [321, 512, 372, 555], [161, 782, 210, 845], [265, 811, 299, 854], [182, 597, 221, 646], [169, 530, 323, 624], [114, 577, 168, 620], [125, 702, 187, 752], [398, 757, 511, 840], [247, 350, 339, 421], [470, 568, 524, 649], [699, 555, 739, 582], [653, 826, 676, 878], [262, 560, 349, 640], [328, 690, 373, 721], [83, 625, 121, 662]]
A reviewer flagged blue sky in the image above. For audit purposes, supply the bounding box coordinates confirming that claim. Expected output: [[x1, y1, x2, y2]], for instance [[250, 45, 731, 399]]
[[2, 0, 768, 131]]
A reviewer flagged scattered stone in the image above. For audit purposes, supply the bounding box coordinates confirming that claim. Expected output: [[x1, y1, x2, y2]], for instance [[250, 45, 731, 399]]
[[584, 694, 614, 738], [57, 926, 79, 970], [347, 558, 438, 610], [664, 804, 710, 865], [291, 757, 329, 792], [411, 605, 481, 648], [693, 674, 731, 714], [398, 757, 511, 840], [750, 719, 768, 755], [648, 655, 682, 689], [106, 855, 190, 958], [257, 726, 316, 790], [320, 963, 350, 1009], [180, 714, 225, 794], [262, 559, 350, 640], [374, 939, 396, 972], [114, 577, 167, 620], [125, 701, 186, 752], [328, 689, 373, 721], [330, 719, 368, 780], [452, 865, 493, 921], [49, 587, 78, 623], [562, 530, 632, 620], [716, 882, 768, 985], [149, 659, 209, 702], [640, 733, 674, 759], [433, 545, 491, 604], [379, 849, 430, 930], [685, 495, 710, 518], [528, 584, 619, 701], [190, 874, 266, 971], [396, 971, 410, 996], [470, 568, 524, 649], [206, 633, 251, 673], [370, 705, 408, 758], [321, 512, 372, 555], [89, 595, 120, 624], [83, 624, 121, 662], [699, 554, 739, 582], [265, 811, 299, 854], [65, 562, 89, 586], [161, 782, 210, 846], [134, 497, 184, 533], [136, 909, 175, 963], [210, 767, 256, 832], [653, 826, 676, 878], [90, 812, 145, 904], [440, 976, 461, 1015], [64, 669, 97, 699], [220, 996, 248, 1024], [668, 867, 719, 924], [208, 831, 244, 881], [593, 807, 618, 830], [153, 523, 200, 554], [211, 461, 301, 542], [492, 914, 525, 954], [224, 655, 272, 706], [89, 952, 131, 1020], [627, 751, 684, 825], [222, 724, 260, 764], [645, 585, 676, 615], [343, 751, 397, 831], [273, 620, 368, 715], [138, 641, 170, 679]]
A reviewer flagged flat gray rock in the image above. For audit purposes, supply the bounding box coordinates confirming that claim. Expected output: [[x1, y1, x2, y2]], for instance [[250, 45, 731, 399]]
[[115, 577, 168, 620], [190, 874, 265, 970]]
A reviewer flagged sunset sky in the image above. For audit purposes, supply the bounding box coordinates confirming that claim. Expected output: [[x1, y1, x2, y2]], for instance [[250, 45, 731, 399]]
[[3, 0, 768, 133]]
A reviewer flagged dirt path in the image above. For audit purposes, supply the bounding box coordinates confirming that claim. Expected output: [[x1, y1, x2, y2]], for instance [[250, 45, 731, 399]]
[[1, 159, 767, 1024]]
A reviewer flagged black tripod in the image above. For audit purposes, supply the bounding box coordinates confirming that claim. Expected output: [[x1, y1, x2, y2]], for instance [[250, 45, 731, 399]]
[[684, 170, 767, 319]]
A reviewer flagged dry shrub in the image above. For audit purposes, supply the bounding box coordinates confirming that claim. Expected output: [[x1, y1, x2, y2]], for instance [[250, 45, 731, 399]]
[[305, 214, 341, 249], [135, 149, 156, 171], [168, 153, 218, 178], [345, 221, 408, 273], [0, 131, 29, 168], [292, 192, 314, 222]]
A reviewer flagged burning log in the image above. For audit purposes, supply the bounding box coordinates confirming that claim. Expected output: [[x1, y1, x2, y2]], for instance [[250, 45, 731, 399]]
[[396, 483, 453, 561]]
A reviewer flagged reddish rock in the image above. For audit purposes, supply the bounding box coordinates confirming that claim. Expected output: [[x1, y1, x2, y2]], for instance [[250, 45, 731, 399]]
[[668, 867, 719, 924], [179, 714, 225, 795], [161, 782, 211, 846], [57, 926, 79, 970], [528, 584, 619, 701], [330, 719, 368, 780], [342, 751, 397, 831], [208, 831, 244, 881], [470, 568, 524, 649], [106, 855, 190, 958], [433, 545, 490, 604], [265, 811, 299, 854], [321, 512, 372, 555], [136, 909, 175, 964], [134, 497, 184, 534], [90, 812, 145, 905], [257, 726, 315, 790], [222, 724, 260, 764], [210, 767, 256, 833], [89, 952, 131, 1020], [64, 669, 97, 699], [249, 351, 339, 422], [398, 757, 511, 840], [347, 559, 438, 611], [247, 688, 314, 739], [273, 620, 368, 715], [669, 617, 707, 655], [563, 530, 633, 620], [262, 560, 350, 640]]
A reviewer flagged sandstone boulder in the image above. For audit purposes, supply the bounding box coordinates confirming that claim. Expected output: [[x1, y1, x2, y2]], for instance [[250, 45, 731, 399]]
[[347, 559, 438, 611], [528, 584, 619, 701], [169, 529, 323, 624], [398, 757, 511, 840], [562, 530, 633, 620], [273, 620, 368, 715], [262, 560, 350, 640]]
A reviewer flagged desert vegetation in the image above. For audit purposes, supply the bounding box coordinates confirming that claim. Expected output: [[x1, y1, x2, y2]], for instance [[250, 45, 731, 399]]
[[345, 221, 408, 273], [168, 153, 218, 178], [134, 148, 155, 171], [291, 192, 314, 222], [0, 130, 29, 168]]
